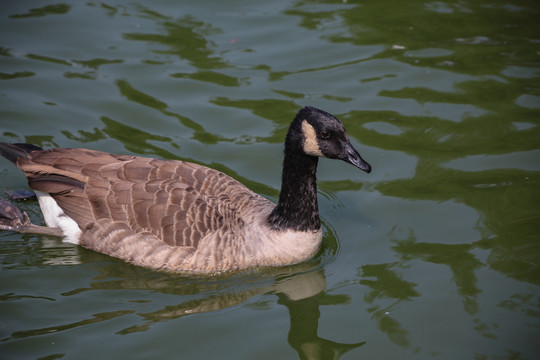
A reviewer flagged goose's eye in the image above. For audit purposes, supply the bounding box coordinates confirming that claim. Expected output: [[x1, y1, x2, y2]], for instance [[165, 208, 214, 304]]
[[320, 131, 330, 139]]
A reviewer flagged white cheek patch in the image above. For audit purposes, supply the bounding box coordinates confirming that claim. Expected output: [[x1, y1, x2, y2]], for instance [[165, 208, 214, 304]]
[[301, 120, 325, 157]]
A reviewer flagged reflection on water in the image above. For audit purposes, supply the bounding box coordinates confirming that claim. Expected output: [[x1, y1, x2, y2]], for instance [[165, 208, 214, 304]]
[[2, 263, 364, 360], [114, 78, 223, 144], [8, 4, 71, 19], [393, 238, 482, 315], [358, 262, 419, 348], [124, 14, 228, 70], [278, 289, 365, 359]]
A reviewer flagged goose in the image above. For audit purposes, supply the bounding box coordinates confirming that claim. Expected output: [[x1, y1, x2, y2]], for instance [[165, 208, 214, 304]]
[[0, 106, 371, 273]]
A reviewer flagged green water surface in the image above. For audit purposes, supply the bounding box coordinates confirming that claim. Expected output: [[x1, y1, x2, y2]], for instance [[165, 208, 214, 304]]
[[1, 0, 539, 359]]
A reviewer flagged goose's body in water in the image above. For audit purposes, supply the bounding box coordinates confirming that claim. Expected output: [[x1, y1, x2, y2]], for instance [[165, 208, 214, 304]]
[[0, 106, 371, 273]]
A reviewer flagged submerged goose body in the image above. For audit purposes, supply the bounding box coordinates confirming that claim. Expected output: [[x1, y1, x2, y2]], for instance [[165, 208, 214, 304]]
[[0, 106, 371, 273]]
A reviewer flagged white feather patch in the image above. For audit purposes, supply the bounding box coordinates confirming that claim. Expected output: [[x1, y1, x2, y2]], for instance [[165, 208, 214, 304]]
[[35, 190, 82, 244], [301, 120, 325, 157]]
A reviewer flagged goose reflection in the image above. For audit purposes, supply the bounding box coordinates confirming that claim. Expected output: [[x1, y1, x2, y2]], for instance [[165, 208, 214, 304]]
[[59, 261, 365, 359], [276, 272, 366, 359]]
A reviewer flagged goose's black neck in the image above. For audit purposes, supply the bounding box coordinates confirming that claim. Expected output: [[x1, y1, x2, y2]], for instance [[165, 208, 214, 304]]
[[267, 149, 321, 232]]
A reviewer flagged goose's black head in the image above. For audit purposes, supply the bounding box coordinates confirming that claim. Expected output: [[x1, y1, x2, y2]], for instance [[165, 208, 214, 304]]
[[287, 106, 371, 173]]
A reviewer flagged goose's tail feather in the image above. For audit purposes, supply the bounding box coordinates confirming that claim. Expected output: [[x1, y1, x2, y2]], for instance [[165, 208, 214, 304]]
[[0, 143, 43, 164]]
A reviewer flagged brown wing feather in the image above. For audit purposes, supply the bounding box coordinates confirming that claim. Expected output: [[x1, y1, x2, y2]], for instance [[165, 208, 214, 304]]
[[16, 148, 257, 252]]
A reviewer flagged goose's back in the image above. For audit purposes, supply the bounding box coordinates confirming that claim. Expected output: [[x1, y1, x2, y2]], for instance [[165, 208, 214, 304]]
[[17, 148, 275, 271]]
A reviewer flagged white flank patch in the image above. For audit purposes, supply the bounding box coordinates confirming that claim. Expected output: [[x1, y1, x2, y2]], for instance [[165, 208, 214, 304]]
[[35, 190, 82, 244]]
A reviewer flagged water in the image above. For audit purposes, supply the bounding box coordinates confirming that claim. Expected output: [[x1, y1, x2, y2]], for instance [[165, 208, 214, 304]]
[[1, 0, 539, 359]]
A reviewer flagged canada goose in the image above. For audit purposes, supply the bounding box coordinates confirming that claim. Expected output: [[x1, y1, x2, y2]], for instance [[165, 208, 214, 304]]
[[0, 106, 371, 273]]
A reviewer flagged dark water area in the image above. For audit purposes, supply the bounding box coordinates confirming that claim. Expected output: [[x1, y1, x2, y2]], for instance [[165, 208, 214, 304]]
[[1, 1, 539, 359]]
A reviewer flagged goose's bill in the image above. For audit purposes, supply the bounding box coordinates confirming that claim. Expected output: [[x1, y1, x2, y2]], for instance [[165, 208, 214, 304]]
[[341, 143, 371, 173]]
